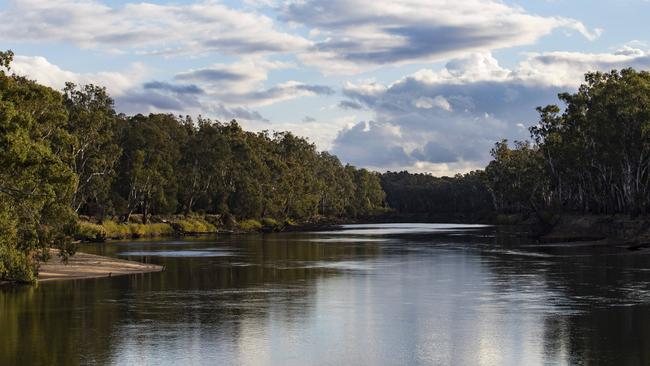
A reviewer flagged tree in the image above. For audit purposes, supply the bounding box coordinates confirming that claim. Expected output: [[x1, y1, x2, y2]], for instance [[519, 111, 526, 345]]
[[0, 52, 77, 282], [63, 83, 121, 217]]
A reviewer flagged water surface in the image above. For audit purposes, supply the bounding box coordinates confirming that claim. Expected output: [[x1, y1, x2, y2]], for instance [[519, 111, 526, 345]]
[[2, 223, 650, 365]]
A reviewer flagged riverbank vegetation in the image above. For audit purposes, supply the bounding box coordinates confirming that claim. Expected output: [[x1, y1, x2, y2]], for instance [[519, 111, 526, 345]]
[[3, 41, 650, 283], [381, 69, 650, 228], [0, 50, 385, 282], [485, 69, 650, 217]]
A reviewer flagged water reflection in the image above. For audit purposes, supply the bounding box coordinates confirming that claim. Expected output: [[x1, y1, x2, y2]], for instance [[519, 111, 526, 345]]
[[1, 224, 650, 365]]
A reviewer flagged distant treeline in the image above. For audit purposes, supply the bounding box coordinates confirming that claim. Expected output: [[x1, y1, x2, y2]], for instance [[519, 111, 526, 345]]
[[0, 50, 384, 281], [380, 171, 493, 220]]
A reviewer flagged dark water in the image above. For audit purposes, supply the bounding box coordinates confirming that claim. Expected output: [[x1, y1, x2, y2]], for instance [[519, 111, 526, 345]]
[[2, 223, 650, 365]]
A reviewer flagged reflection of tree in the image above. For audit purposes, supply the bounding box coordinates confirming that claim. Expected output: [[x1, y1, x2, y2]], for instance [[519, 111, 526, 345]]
[[0, 280, 127, 365], [0, 233, 381, 365], [481, 231, 650, 364]]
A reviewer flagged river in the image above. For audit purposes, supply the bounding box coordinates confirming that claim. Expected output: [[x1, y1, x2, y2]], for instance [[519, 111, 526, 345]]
[[2, 223, 650, 365]]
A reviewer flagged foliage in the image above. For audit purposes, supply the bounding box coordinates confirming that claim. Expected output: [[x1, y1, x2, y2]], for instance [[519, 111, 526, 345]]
[[173, 218, 216, 234], [381, 170, 493, 218], [486, 69, 650, 216], [0, 52, 77, 282], [75, 222, 106, 242], [0, 48, 389, 281], [239, 219, 262, 231], [261, 217, 279, 228]]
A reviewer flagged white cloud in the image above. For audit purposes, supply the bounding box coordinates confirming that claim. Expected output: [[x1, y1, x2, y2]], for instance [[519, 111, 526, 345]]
[[515, 47, 650, 87], [10, 55, 145, 96], [0, 0, 311, 56], [413, 96, 451, 111], [283, 0, 601, 73], [333, 47, 650, 174]]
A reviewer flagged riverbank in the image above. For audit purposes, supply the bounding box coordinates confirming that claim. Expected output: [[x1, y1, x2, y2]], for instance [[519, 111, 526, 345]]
[[75, 215, 353, 242], [38, 250, 162, 282], [496, 213, 650, 248]]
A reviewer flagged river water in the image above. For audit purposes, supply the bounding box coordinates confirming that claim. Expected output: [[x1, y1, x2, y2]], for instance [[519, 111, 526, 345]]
[[2, 223, 650, 365]]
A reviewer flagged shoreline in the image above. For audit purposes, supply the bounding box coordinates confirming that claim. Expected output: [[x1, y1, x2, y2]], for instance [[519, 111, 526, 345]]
[[37, 250, 162, 283]]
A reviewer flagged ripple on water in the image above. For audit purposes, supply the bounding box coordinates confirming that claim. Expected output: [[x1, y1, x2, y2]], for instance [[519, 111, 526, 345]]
[[117, 249, 233, 257]]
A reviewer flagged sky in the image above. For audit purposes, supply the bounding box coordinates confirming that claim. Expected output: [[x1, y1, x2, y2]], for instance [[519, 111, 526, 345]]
[[2, 0, 650, 175]]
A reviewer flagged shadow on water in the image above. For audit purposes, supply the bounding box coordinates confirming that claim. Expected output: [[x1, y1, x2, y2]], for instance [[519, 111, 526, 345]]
[[1, 223, 650, 365]]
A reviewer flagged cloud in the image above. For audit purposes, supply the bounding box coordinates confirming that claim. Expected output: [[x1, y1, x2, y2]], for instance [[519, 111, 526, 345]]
[[515, 46, 650, 87], [0, 0, 311, 56], [302, 116, 317, 122], [283, 0, 601, 73], [332, 47, 650, 173], [9, 55, 145, 96], [338, 100, 364, 110], [143, 81, 204, 95]]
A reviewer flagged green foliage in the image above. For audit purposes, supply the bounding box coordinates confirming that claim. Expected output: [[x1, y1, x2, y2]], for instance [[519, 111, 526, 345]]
[[63, 83, 121, 216], [102, 221, 131, 239], [0, 52, 77, 282], [487, 68, 650, 215], [127, 223, 174, 238], [261, 217, 279, 228], [381, 170, 493, 218], [173, 218, 217, 234], [0, 47, 392, 282], [75, 222, 106, 242], [239, 219, 262, 231]]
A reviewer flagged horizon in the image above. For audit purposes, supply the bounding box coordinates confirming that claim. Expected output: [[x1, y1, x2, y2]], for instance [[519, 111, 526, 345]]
[[2, 0, 649, 175]]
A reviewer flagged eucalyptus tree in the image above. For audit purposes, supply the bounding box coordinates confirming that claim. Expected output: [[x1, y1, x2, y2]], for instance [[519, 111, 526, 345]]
[[0, 51, 77, 281], [63, 83, 121, 216]]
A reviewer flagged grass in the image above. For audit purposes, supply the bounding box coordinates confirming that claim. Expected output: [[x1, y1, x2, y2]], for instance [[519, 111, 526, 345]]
[[77, 221, 175, 241], [76, 214, 293, 241]]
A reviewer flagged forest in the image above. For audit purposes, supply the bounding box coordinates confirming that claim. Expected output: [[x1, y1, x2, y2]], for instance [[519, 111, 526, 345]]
[[3, 41, 650, 283], [0, 50, 385, 282]]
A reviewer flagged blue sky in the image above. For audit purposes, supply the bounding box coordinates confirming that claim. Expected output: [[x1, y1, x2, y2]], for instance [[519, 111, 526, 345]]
[[2, 0, 650, 175]]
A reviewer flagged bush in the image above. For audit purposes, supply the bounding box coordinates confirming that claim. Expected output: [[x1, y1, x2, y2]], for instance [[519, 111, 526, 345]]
[[173, 218, 217, 233], [283, 218, 298, 227], [103, 221, 130, 239], [128, 223, 174, 238], [101, 221, 174, 239], [261, 217, 279, 227], [0, 247, 36, 283], [75, 222, 106, 242], [239, 219, 262, 231]]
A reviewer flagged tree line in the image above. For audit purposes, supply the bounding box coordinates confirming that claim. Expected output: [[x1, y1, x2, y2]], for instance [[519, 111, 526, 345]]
[[0, 50, 385, 282], [380, 171, 493, 220], [379, 68, 650, 221], [485, 69, 650, 217]]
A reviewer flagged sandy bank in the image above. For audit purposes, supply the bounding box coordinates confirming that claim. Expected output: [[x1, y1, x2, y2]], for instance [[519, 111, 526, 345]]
[[38, 250, 162, 282]]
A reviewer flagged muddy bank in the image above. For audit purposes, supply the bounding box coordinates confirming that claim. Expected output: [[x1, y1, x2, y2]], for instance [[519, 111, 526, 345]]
[[38, 250, 162, 282]]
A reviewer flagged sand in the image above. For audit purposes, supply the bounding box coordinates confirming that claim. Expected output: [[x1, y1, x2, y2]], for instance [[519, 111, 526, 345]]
[[38, 250, 162, 282]]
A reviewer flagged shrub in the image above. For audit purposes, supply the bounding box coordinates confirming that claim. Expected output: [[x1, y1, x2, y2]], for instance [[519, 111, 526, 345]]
[[239, 219, 262, 231], [283, 218, 298, 227], [127, 223, 174, 238], [261, 217, 279, 228], [102, 221, 130, 239], [173, 218, 217, 233], [75, 222, 106, 242]]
